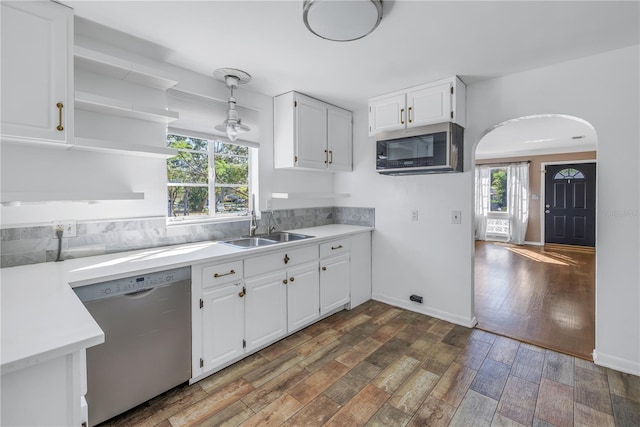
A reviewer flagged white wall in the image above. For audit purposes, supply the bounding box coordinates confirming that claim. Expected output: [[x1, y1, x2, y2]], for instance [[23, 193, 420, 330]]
[[335, 107, 476, 327], [336, 45, 640, 374]]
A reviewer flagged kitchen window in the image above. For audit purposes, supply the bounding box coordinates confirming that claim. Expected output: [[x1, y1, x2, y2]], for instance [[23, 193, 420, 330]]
[[167, 132, 254, 221]]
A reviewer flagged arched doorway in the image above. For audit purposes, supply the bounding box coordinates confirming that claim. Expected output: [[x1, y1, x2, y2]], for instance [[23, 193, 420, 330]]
[[472, 114, 598, 360]]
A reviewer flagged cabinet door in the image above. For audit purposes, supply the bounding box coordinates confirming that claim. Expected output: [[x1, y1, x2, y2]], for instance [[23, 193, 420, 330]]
[[287, 262, 320, 332], [327, 106, 353, 172], [1, 1, 72, 143], [295, 94, 327, 169], [407, 82, 452, 127], [201, 282, 245, 372], [368, 94, 406, 136], [320, 253, 350, 315], [245, 271, 288, 351]]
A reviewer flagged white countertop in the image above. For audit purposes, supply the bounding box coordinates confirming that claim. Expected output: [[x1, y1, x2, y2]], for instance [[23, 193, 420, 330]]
[[1, 224, 372, 374]]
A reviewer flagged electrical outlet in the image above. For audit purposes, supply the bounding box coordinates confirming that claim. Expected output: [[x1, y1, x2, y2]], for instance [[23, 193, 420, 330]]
[[451, 210, 462, 224], [53, 221, 77, 238], [411, 210, 419, 221]]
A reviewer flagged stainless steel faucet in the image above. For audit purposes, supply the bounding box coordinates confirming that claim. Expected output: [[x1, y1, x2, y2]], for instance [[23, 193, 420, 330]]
[[249, 194, 257, 236]]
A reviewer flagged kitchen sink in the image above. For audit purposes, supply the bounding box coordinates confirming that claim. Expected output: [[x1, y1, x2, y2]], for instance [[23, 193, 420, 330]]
[[220, 232, 314, 249], [220, 237, 279, 249], [261, 231, 314, 242]]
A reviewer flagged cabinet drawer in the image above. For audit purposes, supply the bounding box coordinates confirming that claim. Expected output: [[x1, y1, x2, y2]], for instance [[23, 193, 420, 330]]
[[320, 239, 350, 258], [245, 245, 318, 277], [201, 260, 243, 288]]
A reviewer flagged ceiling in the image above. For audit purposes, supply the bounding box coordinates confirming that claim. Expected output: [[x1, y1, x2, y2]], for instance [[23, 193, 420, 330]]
[[474, 115, 597, 159], [63, 1, 638, 155]]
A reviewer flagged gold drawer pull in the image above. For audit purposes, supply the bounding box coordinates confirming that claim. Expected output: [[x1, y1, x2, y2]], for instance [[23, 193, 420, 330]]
[[400, 108, 405, 125], [331, 245, 343, 250], [214, 269, 236, 278], [56, 102, 64, 131]]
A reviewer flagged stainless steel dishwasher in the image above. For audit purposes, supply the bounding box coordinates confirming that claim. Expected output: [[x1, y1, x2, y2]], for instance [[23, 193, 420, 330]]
[[74, 266, 191, 426]]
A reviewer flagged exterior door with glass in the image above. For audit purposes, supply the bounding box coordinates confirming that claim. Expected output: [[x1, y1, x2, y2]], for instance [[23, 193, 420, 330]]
[[544, 163, 596, 246]]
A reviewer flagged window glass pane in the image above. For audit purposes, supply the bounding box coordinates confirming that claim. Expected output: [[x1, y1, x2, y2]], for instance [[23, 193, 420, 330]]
[[168, 152, 209, 184], [212, 140, 248, 157], [214, 156, 248, 185], [490, 168, 508, 212], [168, 186, 209, 217], [215, 186, 249, 214], [554, 168, 585, 180], [167, 134, 208, 151]]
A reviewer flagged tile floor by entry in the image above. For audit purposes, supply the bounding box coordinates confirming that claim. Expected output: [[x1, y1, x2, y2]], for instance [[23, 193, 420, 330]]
[[98, 301, 640, 427]]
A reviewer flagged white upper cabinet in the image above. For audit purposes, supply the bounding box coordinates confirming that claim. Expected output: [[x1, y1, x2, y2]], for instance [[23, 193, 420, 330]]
[[295, 94, 327, 169], [274, 91, 353, 172], [368, 94, 406, 134], [327, 106, 353, 171], [368, 76, 466, 136], [1, 1, 73, 144]]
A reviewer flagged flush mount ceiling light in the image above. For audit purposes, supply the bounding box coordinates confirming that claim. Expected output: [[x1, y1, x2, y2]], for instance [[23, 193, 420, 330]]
[[303, 0, 383, 42], [214, 68, 252, 141]]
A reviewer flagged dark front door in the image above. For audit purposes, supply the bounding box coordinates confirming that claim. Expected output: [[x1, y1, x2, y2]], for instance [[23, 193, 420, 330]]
[[544, 163, 596, 246]]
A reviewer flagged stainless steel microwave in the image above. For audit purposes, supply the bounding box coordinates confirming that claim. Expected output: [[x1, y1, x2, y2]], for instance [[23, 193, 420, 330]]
[[376, 122, 464, 175]]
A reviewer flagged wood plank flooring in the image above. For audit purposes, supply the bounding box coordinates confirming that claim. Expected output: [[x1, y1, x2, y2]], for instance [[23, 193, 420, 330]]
[[98, 301, 639, 427], [474, 241, 595, 360]]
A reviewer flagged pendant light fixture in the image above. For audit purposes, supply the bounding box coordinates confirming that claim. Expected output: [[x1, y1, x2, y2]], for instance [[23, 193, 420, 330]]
[[303, 0, 383, 42], [214, 68, 252, 142]]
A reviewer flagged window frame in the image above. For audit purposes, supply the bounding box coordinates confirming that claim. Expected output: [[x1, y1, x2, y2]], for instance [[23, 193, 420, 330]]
[[166, 132, 257, 224]]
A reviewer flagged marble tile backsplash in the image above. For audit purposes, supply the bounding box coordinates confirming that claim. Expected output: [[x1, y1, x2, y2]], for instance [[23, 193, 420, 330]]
[[0, 206, 374, 268]]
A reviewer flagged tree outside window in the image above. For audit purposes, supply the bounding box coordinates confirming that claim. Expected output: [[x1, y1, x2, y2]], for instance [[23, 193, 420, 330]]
[[167, 134, 250, 219], [490, 167, 508, 212]]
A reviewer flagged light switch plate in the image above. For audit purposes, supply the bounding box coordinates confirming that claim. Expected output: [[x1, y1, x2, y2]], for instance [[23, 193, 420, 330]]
[[451, 210, 462, 224]]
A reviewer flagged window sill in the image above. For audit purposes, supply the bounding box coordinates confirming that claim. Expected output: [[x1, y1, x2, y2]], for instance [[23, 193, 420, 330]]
[[166, 214, 255, 228]]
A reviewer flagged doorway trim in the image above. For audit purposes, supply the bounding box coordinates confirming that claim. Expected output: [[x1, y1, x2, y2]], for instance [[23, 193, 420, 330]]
[[539, 159, 597, 245]]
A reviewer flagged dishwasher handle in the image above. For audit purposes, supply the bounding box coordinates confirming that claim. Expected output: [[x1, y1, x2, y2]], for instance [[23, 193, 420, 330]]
[[123, 288, 155, 299]]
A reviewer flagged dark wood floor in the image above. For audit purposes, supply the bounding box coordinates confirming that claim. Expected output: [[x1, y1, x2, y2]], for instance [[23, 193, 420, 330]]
[[474, 241, 595, 360], [99, 301, 639, 427]]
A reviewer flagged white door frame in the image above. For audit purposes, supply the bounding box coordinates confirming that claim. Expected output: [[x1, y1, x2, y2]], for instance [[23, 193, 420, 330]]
[[539, 159, 597, 245]]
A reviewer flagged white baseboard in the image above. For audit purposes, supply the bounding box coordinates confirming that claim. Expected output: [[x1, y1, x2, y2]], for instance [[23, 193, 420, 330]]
[[524, 241, 543, 246], [372, 293, 477, 328], [593, 349, 640, 376]]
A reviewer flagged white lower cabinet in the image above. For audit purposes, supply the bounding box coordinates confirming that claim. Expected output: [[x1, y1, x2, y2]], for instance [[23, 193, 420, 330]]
[[201, 281, 245, 371], [320, 253, 350, 315], [287, 261, 320, 332], [245, 271, 288, 352], [193, 231, 372, 380]]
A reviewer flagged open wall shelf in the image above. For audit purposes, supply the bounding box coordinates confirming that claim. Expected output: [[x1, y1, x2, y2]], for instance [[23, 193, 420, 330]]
[[75, 46, 178, 90], [75, 91, 179, 124]]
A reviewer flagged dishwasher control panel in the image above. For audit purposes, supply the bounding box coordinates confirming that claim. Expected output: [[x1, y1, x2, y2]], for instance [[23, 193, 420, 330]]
[[74, 266, 191, 302]]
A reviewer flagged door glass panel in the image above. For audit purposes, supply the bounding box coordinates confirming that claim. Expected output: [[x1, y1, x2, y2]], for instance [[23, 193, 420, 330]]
[[554, 168, 585, 180]]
